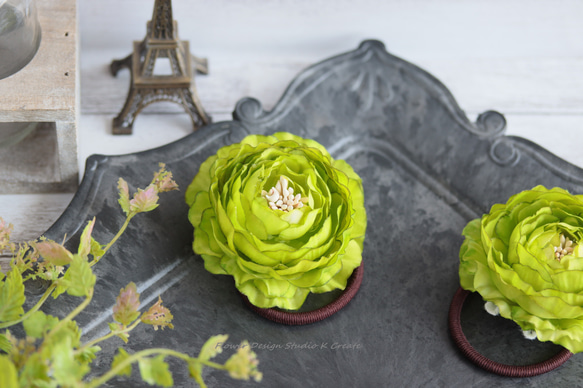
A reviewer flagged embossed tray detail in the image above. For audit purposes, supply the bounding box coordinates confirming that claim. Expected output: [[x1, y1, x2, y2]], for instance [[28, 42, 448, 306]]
[[37, 40, 583, 386]]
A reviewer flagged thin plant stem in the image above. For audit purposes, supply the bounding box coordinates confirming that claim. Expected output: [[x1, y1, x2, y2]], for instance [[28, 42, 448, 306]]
[[3, 212, 134, 329], [45, 288, 94, 340], [91, 214, 134, 267], [2, 212, 134, 329], [78, 319, 141, 354], [192, 373, 208, 388], [86, 348, 225, 388]]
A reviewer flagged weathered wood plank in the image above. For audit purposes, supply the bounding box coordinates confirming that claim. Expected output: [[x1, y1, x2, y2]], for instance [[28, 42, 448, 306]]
[[0, 193, 73, 242], [0, 0, 77, 121], [81, 54, 583, 116]]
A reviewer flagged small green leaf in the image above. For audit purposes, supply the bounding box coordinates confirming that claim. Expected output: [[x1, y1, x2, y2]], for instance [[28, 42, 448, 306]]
[[0, 332, 11, 353], [138, 355, 173, 387], [118, 178, 131, 215], [36, 241, 73, 266], [18, 352, 51, 387], [47, 320, 82, 351], [111, 348, 132, 377], [130, 186, 159, 213], [140, 297, 174, 330], [78, 218, 96, 258], [63, 254, 96, 297], [0, 269, 25, 322], [22, 311, 59, 339], [10, 245, 34, 276], [108, 322, 129, 343], [52, 278, 68, 299], [152, 164, 179, 193], [76, 345, 101, 364], [199, 334, 229, 361], [0, 218, 13, 251], [90, 237, 105, 258], [224, 340, 262, 382], [113, 282, 141, 326], [51, 336, 90, 385], [0, 355, 18, 388]]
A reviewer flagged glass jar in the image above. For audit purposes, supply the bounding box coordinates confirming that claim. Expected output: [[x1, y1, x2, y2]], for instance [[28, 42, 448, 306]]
[[0, 0, 41, 147], [0, 0, 41, 80]]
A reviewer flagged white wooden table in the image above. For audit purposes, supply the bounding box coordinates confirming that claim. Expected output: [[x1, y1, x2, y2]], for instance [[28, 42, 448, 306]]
[[1, 0, 582, 245]]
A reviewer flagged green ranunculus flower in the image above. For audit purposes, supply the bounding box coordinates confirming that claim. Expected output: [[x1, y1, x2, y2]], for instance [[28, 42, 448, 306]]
[[459, 185, 583, 353], [185, 132, 367, 310]]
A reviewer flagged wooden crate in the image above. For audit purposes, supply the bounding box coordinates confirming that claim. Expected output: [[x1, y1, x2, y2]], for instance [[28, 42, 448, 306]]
[[0, 0, 78, 193]]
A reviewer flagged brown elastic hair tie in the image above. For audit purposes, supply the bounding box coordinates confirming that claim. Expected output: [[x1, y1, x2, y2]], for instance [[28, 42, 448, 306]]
[[449, 287, 573, 377], [241, 262, 363, 325]]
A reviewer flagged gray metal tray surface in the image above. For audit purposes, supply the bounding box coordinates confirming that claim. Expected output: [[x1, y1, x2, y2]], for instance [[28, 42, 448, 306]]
[[37, 40, 583, 386]]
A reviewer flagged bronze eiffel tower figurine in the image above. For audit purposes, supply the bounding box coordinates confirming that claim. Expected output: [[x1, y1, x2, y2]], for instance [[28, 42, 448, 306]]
[[110, 0, 210, 134]]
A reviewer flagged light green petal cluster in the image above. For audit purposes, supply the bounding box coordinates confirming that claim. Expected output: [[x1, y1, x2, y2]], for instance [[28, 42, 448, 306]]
[[186, 132, 366, 310], [459, 185, 583, 353]]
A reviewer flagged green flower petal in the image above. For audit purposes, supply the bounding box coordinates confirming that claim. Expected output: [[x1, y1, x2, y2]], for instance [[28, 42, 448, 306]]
[[312, 238, 363, 293], [186, 132, 367, 310], [459, 185, 583, 353]]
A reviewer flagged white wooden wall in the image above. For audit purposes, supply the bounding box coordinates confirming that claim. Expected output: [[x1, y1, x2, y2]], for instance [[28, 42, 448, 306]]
[[1, 0, 582, 244]]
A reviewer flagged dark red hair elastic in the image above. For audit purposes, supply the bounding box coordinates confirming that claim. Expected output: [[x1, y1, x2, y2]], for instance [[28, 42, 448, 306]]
[[241, 263, 364, 325], [449, 287, 573, 377]]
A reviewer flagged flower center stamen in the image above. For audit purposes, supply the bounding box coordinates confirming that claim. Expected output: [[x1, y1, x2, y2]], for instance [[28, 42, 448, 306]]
[[261, 176, 308, 212], [554, 233, 576, 261]]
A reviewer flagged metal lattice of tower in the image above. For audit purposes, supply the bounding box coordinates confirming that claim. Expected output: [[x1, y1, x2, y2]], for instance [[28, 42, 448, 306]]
[[110, 0, 211, 135]]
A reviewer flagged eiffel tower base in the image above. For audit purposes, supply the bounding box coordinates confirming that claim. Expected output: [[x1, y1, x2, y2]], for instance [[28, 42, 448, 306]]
[[112, 88, 208, 135]]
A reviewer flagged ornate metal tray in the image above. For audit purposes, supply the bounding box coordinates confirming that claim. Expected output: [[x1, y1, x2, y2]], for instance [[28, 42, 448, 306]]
[[38, 40, 583, 386]]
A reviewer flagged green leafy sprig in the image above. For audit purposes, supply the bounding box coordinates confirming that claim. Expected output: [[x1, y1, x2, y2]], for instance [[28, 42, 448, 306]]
[[0, 164, 262, 387]]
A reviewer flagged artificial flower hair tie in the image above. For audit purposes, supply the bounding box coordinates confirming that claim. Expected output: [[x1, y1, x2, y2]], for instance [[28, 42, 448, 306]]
[[452, 186, 583, 376], [449, 287, 573, 377], [241, 262, 363, 325], [185, 132, 367, 323]]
